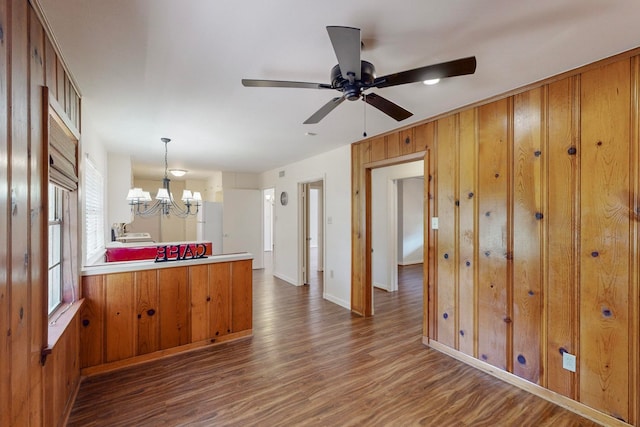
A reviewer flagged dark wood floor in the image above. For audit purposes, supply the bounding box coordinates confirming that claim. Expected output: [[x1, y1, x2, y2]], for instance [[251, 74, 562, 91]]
[[68, 259, 599, 426]]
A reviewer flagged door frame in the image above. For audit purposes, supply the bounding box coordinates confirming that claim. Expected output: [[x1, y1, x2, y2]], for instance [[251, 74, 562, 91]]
[[298, 177, 325, 287]]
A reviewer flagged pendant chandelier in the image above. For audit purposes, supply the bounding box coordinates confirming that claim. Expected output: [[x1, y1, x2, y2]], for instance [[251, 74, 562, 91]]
[[126, 137, 202, 218]]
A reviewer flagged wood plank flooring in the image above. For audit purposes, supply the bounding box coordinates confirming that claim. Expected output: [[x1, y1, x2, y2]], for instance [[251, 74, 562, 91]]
[[68, 261, 599, 426]]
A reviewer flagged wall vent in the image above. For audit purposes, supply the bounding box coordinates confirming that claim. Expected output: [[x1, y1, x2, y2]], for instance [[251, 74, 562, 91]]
[[279, 170, 285, 178]]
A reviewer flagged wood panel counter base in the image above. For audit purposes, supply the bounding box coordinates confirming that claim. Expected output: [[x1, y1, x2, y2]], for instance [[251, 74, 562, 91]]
[[80, 255, 253, 373], [424, 338, 632, 427], [82, 330, 252, 377]]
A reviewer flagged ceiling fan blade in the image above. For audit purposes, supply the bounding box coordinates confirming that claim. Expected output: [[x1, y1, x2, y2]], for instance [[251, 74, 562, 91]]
[[242, 79, 332, 89], [374, 56, 477, 89], [363, 93, 413, 121], [303, 96, 346, 124], [326, 26, 361, 81]]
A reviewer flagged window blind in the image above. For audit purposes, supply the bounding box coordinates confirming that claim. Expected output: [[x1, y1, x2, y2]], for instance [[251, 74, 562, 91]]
[[85, 158, 104, 262]]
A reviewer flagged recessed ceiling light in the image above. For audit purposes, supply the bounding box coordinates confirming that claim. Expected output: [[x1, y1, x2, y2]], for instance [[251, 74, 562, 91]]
[[423, 78, 440, 85], [169, 169, 187, 177], [305, 132, 317, 136]]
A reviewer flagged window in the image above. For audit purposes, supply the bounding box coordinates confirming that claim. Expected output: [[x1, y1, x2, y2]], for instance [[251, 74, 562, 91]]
[[48, 183, 64, 314], [85, 158, 105, 263]]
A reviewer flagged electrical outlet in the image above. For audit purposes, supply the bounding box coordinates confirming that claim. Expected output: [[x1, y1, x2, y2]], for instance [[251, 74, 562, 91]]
[[562, 352, 576, 372]]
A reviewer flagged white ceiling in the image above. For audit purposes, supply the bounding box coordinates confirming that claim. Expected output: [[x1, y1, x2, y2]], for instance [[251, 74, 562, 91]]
[[38, 0, 640, 179]]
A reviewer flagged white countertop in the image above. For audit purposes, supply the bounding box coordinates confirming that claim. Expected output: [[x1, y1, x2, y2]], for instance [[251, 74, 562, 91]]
[[82, 252, 253, 276]]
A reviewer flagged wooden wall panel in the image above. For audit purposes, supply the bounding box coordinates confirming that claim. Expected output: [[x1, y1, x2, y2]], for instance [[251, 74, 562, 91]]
[[511, 88, 543, 383], [10, 1, 31, 424], [352, 47, 640, 426], [44, 37, 56, 90], [159, 267, 190, 349], [80, 276, 104, 368], [476, 99, 509, 370], [386, 132, 401, 158], [190, 265, 210, 342], [105, 273, 135, 362], [370, 136, 386, 162], [0, 1, 9, 424], [135, 270, 159, 355], [546, 76, 578, 397], [210, 262, 231, 337], [435, 115, 457, 348], [400, 128, 416, 155], [351, 143, 365, 315], [458, 108, 477, 356], [28, 10, 46, 425], [579, 60, 631, 422], [231, 260, 253, 332]]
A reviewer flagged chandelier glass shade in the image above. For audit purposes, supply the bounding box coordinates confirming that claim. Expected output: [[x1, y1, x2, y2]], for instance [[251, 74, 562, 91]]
[[127, 138, 202, 218]]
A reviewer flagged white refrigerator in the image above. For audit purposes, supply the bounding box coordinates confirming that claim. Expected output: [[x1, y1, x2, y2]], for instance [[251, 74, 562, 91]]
[[197, 201, 223, 255]]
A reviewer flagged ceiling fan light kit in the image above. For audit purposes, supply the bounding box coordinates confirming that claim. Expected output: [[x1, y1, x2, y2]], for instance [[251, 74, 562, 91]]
[[242, 26, 476, 125]]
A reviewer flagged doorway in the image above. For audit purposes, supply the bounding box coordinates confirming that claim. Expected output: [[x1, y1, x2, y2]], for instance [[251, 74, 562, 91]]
[[371, 161, 424, 313], [263, 188, 275, 272], [300, 179, 324, 288]]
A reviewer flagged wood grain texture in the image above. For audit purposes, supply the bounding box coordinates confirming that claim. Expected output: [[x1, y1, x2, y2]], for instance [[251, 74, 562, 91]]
[[435, 115, 457, 348], [80, 276, 105, 368], [135, 270, 159, 355], [159, 267, 190, 349], [512, 88, 543, 383], [579, 59, 631, 422], [67, 266, 600, 427], [400, 128, 416, 155], [477, 99, 510, 370], [0, 2, 9, 425], [10, 1, 31, 424], [210, 262, 231, 337], [369, 135, 386, 162], [189, 265, 209, 342], [29, 10, 46, 425], [231, 260, 252, 332], [105, 273, 135, 362], [458, 108, 477, 357], [546, 76, 578, 397]]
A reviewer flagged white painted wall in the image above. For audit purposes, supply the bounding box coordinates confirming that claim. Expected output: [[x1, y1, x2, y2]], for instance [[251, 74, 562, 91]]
[[106, 152, 132, 227], [400, 177, 424, 265], [260, 144, 351, 309], [371, 161, 424, 291]]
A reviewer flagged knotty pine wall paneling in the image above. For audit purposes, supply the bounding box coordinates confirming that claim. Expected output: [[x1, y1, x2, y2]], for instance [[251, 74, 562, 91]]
[[190, 265, 210, 343], [352, 49, 640, 425], [476, 99, 510, 371], [457, 109, 477, 357], [135, 269, 160, 355], [11, 1, 33, 424], [545, 76, 579, 398], [29, 8, 47, 424], [1, 1, 84, 425], [105, 273, 135, 363], [79, 275, 104, 368], [210, 261, 231, 338], [579, 59, 632, 422], [511, 88, 543, 383], [231, 259, 253, 332], [159, 266, 190, 349], [435, 115, 457, 348], [0, 1, 10, 425]]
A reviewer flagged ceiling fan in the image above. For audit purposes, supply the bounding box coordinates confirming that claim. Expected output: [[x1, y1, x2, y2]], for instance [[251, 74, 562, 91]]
[[242, 26, 477, 124]]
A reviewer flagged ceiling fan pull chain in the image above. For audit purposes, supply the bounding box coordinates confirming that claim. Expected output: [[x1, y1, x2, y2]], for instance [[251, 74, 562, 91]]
[[362, 93, 367, 137]]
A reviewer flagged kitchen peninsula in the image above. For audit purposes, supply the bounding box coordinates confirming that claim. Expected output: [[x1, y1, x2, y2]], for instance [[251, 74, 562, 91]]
[[80, 249, 253, 375]]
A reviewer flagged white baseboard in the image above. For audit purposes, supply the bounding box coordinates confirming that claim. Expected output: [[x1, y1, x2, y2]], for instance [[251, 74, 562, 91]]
[[273, 272, 299, 286], [323, 292, 350, 310]]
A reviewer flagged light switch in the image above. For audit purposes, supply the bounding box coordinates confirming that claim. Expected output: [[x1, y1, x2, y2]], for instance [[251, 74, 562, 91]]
[[431, 217, 439, 230]]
